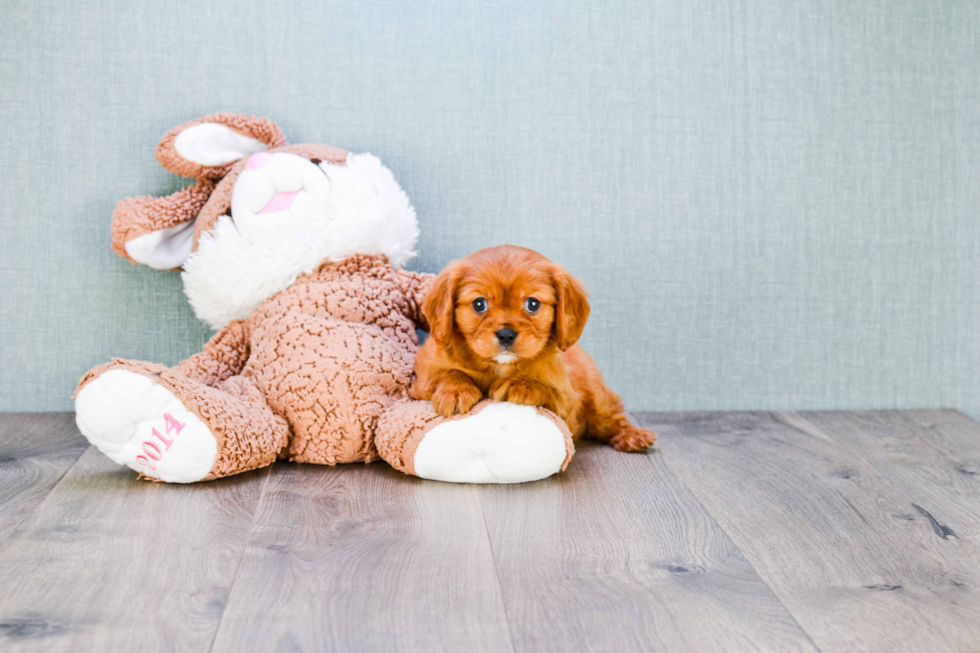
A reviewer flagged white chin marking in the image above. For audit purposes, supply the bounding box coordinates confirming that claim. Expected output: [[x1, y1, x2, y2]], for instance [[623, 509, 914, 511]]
[[413, 403, 567, 484], [75, 370, 217, 483], [493, 352, 518, 364]]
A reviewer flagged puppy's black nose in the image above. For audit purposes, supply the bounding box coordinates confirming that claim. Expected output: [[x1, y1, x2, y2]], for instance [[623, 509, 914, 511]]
[[495, 328, 518, 346]]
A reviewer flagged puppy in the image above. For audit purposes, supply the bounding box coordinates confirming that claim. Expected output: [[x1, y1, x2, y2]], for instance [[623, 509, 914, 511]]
[[411, 245, 656, 452]]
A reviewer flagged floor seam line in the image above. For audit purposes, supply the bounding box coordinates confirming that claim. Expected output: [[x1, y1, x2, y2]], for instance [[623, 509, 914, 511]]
[[477, 488, 520, 653], [206, 463, 275, 653]]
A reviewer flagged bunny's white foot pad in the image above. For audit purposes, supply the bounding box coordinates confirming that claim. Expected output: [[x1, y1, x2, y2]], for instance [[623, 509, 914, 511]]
[[413, 403, 569, 484], [75, 370, 217, 483]]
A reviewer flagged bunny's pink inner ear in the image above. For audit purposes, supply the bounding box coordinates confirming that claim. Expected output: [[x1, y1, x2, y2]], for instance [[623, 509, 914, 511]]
[[173, 123, 268, 167]]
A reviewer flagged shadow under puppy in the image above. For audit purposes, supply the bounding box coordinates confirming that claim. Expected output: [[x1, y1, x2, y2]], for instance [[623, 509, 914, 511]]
[[411, 245, 656, 452]]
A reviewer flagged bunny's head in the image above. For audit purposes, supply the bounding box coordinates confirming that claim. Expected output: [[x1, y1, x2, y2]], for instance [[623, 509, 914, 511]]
[[112, 113, 419, 329]]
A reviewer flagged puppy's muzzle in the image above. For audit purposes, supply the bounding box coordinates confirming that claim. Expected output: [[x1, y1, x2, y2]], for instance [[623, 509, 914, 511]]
[[495, 328, 518, 346]]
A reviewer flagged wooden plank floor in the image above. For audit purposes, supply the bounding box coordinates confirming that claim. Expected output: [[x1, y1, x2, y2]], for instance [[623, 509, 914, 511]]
[[0, 410, 979, 652]]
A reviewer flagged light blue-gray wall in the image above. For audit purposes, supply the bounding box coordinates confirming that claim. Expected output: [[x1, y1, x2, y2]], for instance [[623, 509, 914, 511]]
[[2, 0, 979, 416]]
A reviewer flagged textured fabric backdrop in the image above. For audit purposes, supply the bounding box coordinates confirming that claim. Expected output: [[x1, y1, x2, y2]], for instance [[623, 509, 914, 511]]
[[2, 0, 979, 415]]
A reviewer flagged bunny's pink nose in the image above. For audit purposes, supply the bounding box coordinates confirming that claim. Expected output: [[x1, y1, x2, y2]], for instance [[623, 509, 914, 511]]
[[246, 152, 274, 170]]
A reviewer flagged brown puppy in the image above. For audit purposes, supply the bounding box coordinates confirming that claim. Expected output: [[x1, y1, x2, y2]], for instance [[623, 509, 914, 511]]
[[411, 245, 656, 453]]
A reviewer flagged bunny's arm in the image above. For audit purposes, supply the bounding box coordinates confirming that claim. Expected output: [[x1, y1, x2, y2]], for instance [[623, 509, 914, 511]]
[[394, 269, 436, 331], [173, 319, 252, 387]]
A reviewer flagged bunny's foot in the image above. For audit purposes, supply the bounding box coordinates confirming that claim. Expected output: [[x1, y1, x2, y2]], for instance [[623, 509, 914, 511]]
[[75, 369, 217, 482], [75, 359, 287, 483], [377, 399, 574, 484]]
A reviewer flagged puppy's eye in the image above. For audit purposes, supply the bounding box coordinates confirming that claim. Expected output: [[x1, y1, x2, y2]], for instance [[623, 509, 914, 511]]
[[472, 298, 488, 314], [525, 297, 541, 313]]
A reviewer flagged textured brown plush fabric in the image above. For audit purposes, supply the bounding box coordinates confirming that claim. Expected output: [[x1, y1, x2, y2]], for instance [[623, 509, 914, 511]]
[[175, 319, 252, 386], [246, 256, 429, 465], [77, 255, 442, 479], [155, 113, 288, 180], [110, 180, 215, 264], [374, 398, 442, 475]]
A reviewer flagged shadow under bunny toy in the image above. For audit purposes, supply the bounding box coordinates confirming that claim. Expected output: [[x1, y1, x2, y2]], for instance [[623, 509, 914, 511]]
[[74, 113, 574, 484]]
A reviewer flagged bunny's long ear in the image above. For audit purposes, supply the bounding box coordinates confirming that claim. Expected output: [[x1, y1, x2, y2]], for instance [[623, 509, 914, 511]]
[[111, 180, 216, 269], [156, 113, 287, 180]]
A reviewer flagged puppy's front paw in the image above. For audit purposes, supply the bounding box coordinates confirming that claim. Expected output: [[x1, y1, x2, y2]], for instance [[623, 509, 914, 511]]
[[432, 381, 483, 417], [610, 426, 657, 453], [490, 378, 550, 407]]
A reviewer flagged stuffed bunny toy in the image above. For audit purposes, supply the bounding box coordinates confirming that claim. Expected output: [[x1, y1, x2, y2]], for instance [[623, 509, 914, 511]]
[[74, 113, 574, 484]]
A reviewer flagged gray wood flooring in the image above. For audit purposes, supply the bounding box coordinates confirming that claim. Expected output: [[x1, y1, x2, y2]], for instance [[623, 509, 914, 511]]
[[1, 410, 979, 652]]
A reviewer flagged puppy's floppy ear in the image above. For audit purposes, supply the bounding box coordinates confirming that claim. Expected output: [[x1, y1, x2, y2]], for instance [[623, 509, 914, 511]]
[[552, 266, 590, 351], [422, 264, 462, 347]]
